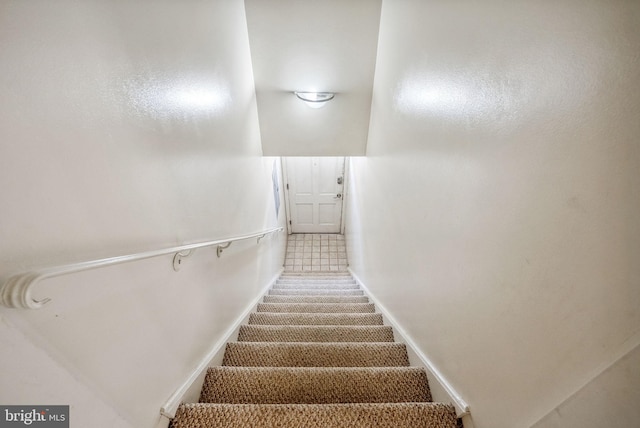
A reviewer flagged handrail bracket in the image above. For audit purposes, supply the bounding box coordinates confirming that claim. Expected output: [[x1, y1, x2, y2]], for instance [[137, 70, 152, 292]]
[[172, 250, 193, 272], [216, 242, 232, 258], [0, 226, 283, 309]]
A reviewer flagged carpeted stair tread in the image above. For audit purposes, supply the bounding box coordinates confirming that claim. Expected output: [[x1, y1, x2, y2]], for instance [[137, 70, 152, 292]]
[[237, 325, 394, 342], [279, 274, 352, 280], [263, 295, 369, 303], [276, 277, 356, 284], [171, 402, 457, 428], [277, 276, 356, 281], [269, 288, 364, 296], [256, 302, 375, 313], [170, 270, 460, 428], [272, 283, 361, 289], [199, 366, 432, 404], [248, 313, 384, 326], [273, 281, 360, 288], [222, 342, 410, 367]]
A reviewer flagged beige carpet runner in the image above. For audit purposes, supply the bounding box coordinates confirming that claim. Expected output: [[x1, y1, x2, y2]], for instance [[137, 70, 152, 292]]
[[170, 272, 458, 427]]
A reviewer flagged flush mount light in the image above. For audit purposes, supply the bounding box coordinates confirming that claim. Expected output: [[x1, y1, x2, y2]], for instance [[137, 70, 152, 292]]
[[294, 91, 335, 108]]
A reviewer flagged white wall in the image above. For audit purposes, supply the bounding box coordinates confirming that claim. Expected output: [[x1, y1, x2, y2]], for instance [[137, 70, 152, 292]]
[[531, 342, 640, 428], [346, 1, 640, 427], [246, 0, 381, 157], [0, 1, 286, 427]]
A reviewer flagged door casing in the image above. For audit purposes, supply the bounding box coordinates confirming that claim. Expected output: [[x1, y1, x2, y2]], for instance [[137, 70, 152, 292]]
[[283, 157, 346, 234]]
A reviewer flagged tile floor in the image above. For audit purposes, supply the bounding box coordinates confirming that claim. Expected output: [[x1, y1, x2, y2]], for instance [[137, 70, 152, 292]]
[[284, 234, 348, 272]]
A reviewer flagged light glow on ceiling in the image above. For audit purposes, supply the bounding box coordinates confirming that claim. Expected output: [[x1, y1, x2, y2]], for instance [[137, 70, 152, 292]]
[[294, 91, 335, 108]]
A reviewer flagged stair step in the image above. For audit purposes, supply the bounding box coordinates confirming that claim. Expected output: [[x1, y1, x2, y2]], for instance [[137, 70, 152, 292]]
[[171, 270, 461, 428], [248, 313, 384, 326], [269, 288, 364, 296], [222, 342, 410, 367], [263, 295, 369, 304], [199, 366, 431, 404], [256, 303, 375, 313], [172, 402, 457, 428], [276, 278, 356, 284], [273, 283, 360, 290], [237, 325, 394, 342], [279, 274, 352, 279]]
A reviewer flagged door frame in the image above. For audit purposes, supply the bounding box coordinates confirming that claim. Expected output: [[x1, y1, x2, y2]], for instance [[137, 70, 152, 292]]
[[339, 157, 349, 235], [282, 157, 293, 235], [281, 157, 347, 235]]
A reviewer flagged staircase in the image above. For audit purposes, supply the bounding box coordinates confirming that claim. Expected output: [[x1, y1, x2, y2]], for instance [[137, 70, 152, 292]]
[[170, 271, 458, 427]]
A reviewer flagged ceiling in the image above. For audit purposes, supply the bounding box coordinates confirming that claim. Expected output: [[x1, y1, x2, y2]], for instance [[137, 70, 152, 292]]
[[244, 0, 382, 156]]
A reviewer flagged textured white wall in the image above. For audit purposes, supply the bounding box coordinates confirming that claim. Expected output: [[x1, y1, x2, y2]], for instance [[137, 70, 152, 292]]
[[531, 343, 640, 428], [346, 1, 640, 427], [245, 0, 381, 156], [0, 1, 285, 427]]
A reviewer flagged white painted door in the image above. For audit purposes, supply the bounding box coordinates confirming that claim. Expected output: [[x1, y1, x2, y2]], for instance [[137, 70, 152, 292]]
[[284, 157, 345, 233]]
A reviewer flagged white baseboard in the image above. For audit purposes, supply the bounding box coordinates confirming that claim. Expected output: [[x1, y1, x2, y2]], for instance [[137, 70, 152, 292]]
[[159, 268, 283, 420], [348, 268, 470, 418], [159, 268, 470, 424]]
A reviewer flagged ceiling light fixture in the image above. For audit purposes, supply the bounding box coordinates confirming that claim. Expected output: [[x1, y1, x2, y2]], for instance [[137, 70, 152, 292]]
[[294, 91, 335, 108]]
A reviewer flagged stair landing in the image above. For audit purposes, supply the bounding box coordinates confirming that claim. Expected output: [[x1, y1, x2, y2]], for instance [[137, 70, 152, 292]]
[[284, 233, 348, 272]]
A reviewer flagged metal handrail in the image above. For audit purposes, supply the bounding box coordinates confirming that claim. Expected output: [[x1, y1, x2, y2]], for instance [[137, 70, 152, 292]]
[[0, 227, 284, 310]]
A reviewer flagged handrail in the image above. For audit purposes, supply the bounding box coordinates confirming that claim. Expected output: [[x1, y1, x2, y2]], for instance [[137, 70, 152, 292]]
[[0, 227, 284, 310]]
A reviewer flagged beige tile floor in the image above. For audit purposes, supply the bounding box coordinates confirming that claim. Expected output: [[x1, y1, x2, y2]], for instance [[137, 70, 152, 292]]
[[284, 234, 348, 272]]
